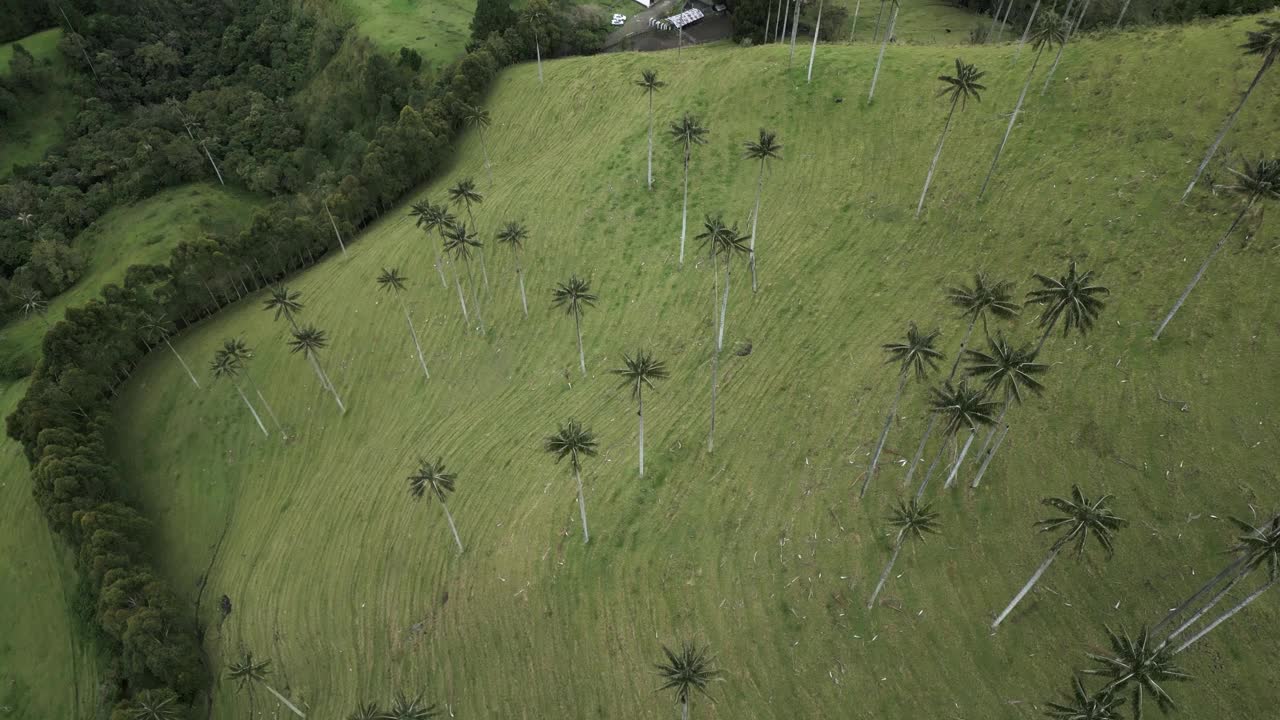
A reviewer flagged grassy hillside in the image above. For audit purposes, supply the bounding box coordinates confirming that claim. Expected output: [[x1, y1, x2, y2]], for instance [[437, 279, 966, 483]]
[[111, 16, 1279, 719], [338, 0, 477, 69], [0, 183, 262, 371], [0, 28, 77, 177]]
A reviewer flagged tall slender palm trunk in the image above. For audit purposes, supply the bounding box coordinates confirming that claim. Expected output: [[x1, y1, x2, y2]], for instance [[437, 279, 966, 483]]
[[916, 95, 960, 218], [765, 3, 773, 44], [868, 529, 906, 609], [574, 462, 590, 543], [434, 250, 448, 288], [867, 2, 898, 103], [535, 33, 543, 82], [717, 262, 732, 351], [682, 698, 689, 720], [749, 161, 766, 293], [778, 0, 789, 42], [996, 0, 1015, 40], [862, 372, 909, 499], [465, 258, 485, 334], [679, 148, 691, 264], [1071, 0, 1092, 33], [574, 310, 586, 376], [1173, 576, 1277, 654], [904, 316, 976, 485], [806, 0, 824, 83], [244, 371, 284, 439], [849, 0, 861, 40], [708, 250, 720, 453], [451, 259, 470, 325], [166, 339, 201, 388], [1182, 52, 1277, 201], [789, 0, 802, 65], [981, 45, 1047, 198], [872, 0, 885, 41], [942, 428, 977, 489], [991, 546, 1061, 628], [1034, 313, 1061, 355], [441, 501, 464, 554], [234, 382, 269, 436], [1040, 40, 1069, 95], [1114, 0, 1131, 29], [1163, 570, 1247, 647], [914, 434, 953, 500], [400, 299, 430, 380], [1153, 198, 1256, 340], [1012, 0, 1042, 62], [775, 0, 785, 41], [646, 91, 655, 190], [202, 144, 225, 186], [1153, 554, 1250, 634], [637, 391, 647, 476], [516, 257, 529, 318], [479, 130, 493, 185], [261, 682, 306, 718], [988, 0, 1007, 40], [970, 424, 1008, 487], [324, 201, 347, 256], [308, 353, 345, 414], [968, 402, 1010, 487]]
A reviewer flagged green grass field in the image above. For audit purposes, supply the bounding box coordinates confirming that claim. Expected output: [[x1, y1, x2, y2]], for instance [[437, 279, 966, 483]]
[[0, 27, 77, 177], [108, 15, 1280, 719], [337, 0, 478, 69], [846, 0, 984, 44], [0, 183, 263, 371]]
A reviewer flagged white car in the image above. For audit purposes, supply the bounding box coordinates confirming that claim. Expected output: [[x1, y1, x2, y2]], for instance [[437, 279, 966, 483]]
[[611, 13, 627, 25]]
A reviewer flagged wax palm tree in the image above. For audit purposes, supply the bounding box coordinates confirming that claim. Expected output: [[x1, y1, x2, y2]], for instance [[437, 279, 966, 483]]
[[743, 129, 782, 293], [288, 325, 346, 414], [1027, 261, 1109, 354], [409, 201, 449, 288], [227, 654, 306, 718], [1181, 19, 1280, 201], [496, 220, 531, 317], [612, 350, 669, 477], [637, 70, 665, 190], [903, 275, 1019, 487], [868, 0, 900, 102], [383, 691, 439, 719], [980, 11, 1069, 199], [1039, 6, 1080, 95], [140, 312, 200, 388], [1165, 515, 1280, 653], [376, 268, 430, 380], [524, 7, 546, 82], [552, 275, 598, 376], [1154, 156, 1279, 340], [916, 58, 986, 218], [263, 285, 304, 330], [698, 217, 751, 453], [670, 113, 709, 265], [448, 178, 490, 290], [408, 457, 464, 554], [462, 104, 494, 184], [211, 351, 268, 436], [805, 0, 825, 82], [1044, 676, 1126, 720], [867, 497, 940, 608], [991, 485, 1125, 628], [220, 337, 284, 438], [17, 287, 48, 326], [1084, 626, 1189, 720], [444, 222, 484, 332], [128, 688, 185, 720], [544, 419, 599, 543], [788, 0, 803, 65], [655, 642, 720, 720], [347, 701, 380, 720], [915, 380, 998, 498], [862, 323, 944, 499], [963, 334, 1048, 488]]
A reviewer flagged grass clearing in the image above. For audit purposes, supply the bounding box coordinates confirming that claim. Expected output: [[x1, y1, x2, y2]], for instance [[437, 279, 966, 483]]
[[0, 27, 77, 177], [111, 15, 1280, 719], [337, 0, 478, 70]]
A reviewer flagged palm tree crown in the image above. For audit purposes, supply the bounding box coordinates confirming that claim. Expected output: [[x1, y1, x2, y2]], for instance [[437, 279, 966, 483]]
[[462, 103, 491, 130], [937, 57, 986, 106], [669, 113, 708, 151], [965, 334, 1048, 404], [444, 222, 482, 260], [346, 701, 381, 720], [384, 691, 439, 719], [551, 275, 597, 317], [1026, 262, 1108, 343], [928, 380, 999, 436], [496, 221, 528, 251], [210, 350, 241, 380], [1038, 485, 1127, 557], [1223, 155, 1280, 201], [636, 68, 665, 93], [883, 322, 945, 380], [697, 214, 751, 259], [1084, 626, 1190, 719], [288, 325, 330, 357], [129, 688, 184, 720], [1044, 675, 1126, 720], [1228, 514, 1280, 577], [226, 653, 271, 688], [264, 286, 304, 324], [448, 178, 483, 211], [377, 267, 408, 294], [947, 273, 1020, 328], [408, 458, 456, 504], [612, 349, 669, 399], [18, 288, 47, 318], [889, 497, 942, 540], [544, 419, 599, 470], [743, 129, 782, 163], [1031, 9, 1069, 51], [1241, 18, 1280, 61], [655, 642, 720, 706]]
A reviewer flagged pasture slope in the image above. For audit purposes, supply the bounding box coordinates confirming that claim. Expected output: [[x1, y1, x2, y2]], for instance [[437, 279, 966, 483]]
[[0, 27, 77, 177], [336, 0, 479, 69], [111, 16, 1280, 719]]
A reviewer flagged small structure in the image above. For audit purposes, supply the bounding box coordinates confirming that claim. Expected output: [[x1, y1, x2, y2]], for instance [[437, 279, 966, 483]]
[[666, 7, 705, 27], [633, 0, 652, 7]]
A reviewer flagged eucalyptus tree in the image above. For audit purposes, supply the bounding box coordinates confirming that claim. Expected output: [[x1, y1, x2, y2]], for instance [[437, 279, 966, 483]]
[[655, 642, 721, 720], [806, 0, 825, 83], [496, 221, 531, 317], [867, 0, 900, 103], [917, 379, 998, 497], [743, 129, 782, 293], [410, 200, 449, 288], [991, 485, 1125, 629], [867, 497, 940, 609], [963, 333, 1048, 488], [17, 287, 49, 326], [916, 58, 986, 218], [384, 691, 439, 719], [462, 104, 495, 184], [1084, 626, 1189, 720], [552, 275, 597, 375], [263, 285, 304, 331], [1044, 676, 1126, 720], [636, 70, 666, 190], [903, 275, 1018, 487], [408, 457, 463, 555], [612, 350, 669, 477], [444, 222, 485, 332], [375, 268, 430, 379], [1154, 156, 1279, 340], [288, 325, 346, 414], [128, 688, 185, 720], [448, 178, 490, 290], [670, 113, 709, 265], [544, 419, 599, 543], [227, 654, 306, 718], [1026, 261, 1109, 355], [1181, 19, 1280, 201], [140, 313, 200, 388], [220, 337, 284, 438], [1166, 515, 1280, 654], [211, 350, 269, 437], [862, 322, 943, 499], [979, 11, 1068, 199]]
